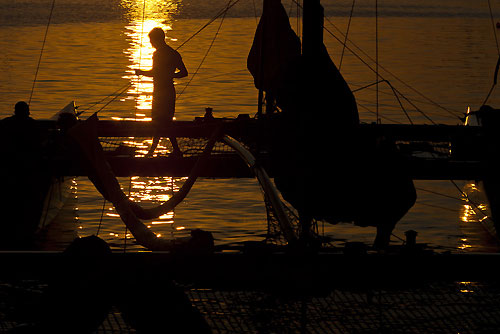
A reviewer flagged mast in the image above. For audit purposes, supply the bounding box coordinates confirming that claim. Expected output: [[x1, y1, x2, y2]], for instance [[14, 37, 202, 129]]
[[302, 0, 324, 59], [298, 0, 325, 243]]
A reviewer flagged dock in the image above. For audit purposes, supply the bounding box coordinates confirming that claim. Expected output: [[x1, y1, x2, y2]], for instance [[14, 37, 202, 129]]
[[1, 251, 500, 333], [38, 118, 493, 180]]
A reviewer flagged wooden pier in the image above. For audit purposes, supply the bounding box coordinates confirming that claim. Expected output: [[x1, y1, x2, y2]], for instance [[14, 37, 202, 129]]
[[2, 251, 500, 333], [39, 118, 494, 180]]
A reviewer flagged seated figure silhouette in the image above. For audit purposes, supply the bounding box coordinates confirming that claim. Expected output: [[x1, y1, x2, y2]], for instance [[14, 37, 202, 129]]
[[2, 100, 34, 126], [0, 101, 47, 249], [0, 100, 40, 154], [135, 27, 188, 157]]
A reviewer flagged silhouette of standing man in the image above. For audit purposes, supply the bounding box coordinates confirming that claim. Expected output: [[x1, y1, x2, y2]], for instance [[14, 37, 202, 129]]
[[135, 27, 188, 157]]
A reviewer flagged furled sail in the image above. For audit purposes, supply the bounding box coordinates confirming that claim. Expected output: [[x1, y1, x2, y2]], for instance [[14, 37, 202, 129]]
[[248, 0, 416, 246], [247, 0, 301, 96]]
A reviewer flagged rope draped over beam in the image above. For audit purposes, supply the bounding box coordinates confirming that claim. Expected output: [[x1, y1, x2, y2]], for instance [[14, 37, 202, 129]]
[[68, 114, 299, 249], [68, 113, 221, 250]]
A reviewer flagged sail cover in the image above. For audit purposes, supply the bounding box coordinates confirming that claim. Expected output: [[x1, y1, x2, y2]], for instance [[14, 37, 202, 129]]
[[248, 0, 415, 239], [247, 0, 301, 94]]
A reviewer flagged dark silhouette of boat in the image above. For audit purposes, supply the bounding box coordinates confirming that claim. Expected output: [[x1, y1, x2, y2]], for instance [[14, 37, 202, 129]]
[[3, 2, 500, 333], [3, 0, 500, 252], [0, 102, 77, 249]]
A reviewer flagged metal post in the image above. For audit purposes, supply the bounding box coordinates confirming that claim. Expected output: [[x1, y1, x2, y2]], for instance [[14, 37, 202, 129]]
[[302, 0, 324, 58]]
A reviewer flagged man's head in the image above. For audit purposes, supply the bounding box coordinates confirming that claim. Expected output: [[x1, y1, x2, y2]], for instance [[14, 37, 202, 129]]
[[14, 101, 30, 118], [148, 27, 166, 48]]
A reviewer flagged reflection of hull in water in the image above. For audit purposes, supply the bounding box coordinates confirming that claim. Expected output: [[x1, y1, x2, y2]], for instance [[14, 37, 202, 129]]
[[1, 176, 75, 249], [459, 182, 499, 252], [0, 102, 76, 249], [0, 169, 61, 249], [38, 176, 75, 231], [459, 108, 500, 251]]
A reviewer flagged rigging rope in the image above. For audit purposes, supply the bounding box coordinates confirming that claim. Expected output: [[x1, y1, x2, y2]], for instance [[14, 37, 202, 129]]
[[322, 14, 462, 119], [322, 25, 436, 124], [482, 0, 500, 107], [415, 187, 463, 202], [297, 0, 301, 42], [449, 180, 492, 221], [386, 80, 413, 124], [95, 83, 132, 114], [416, 201, 460, 213], [177, 0, 232, 101], [375, 0, 379, 124], [353, 80, 413, 123], [124, 0, 147, 247], [175, 0, 242, 51], [288, 0, 447, 123], [356, 103, 403, 124], [29, 0, 56, 105], [77, 0, 240, 117], [77, 84, 130, 115], [252, 0, 259, 25], [134, 0, 147, 108], [338, 0, 356, 71], [488, 0, 500, 56], [96, 198, 106, 236]]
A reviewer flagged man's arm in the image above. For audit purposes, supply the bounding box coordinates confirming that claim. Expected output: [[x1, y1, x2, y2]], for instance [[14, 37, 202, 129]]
[[135, 52, 156, 77], [173, 58, 188, 79], [135, 69, 154, 77]]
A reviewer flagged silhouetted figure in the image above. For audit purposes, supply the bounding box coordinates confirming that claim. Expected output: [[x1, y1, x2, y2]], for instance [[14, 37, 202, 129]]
[[135, 27, 188, 157], [0, 101, 39, 154], [14, 100, 31, 118], [0, 101, 49, 250]]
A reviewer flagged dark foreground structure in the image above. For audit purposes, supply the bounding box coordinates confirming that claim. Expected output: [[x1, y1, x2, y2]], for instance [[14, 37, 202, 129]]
[[1, 250, 500, 333], [2, 0, 500, 331]]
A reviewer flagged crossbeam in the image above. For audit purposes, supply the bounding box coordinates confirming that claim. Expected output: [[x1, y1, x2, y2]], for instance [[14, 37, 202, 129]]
[[36, 119, 494, 180]]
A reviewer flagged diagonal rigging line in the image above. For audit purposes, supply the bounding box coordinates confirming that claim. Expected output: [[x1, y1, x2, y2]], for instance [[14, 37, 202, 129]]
[[481, 0, 500, 107], [175, 0, 242, 51], [385, 80, 413, 124], [323, 16, 462, 119], [357, 103, 403, 124], [488, 0, 500, 56], [79, 0, 238, 115], [29, 0, 56, 105], [323, 25, 436, 124], [354, 79, 413, 124], [417, 201, 460, 213], [449, 180, 491, 220], [176, 0, 231, 101], [287, 0, 459, 119], [352, 80, 457, 110], [416, 187, 463, 202], [95, 83, 133, 113], [339, 0, 356, 71]]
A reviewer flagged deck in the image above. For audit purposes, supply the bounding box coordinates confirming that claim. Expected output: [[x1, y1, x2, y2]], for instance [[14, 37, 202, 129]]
[[1, 251, 500, 333], [37, 118, 494, 180]]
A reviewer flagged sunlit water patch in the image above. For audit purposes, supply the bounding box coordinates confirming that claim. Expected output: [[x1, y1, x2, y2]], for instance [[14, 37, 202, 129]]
[[1, 1, 500, 251]]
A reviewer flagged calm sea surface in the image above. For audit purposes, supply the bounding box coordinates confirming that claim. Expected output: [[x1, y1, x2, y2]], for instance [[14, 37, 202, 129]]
[[1, 0, 500, 251]]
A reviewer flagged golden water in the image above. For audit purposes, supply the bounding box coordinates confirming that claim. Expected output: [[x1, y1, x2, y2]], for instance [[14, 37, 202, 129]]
[[1, 0, 499, 250]]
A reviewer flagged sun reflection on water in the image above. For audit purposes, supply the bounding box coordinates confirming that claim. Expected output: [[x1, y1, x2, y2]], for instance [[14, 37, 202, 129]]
[[80, 1, 187, 247], [458, 182, 497, 252], [120, 0, 178, 120], [460, 183, 489, 225], [458, 281, 476, 294]]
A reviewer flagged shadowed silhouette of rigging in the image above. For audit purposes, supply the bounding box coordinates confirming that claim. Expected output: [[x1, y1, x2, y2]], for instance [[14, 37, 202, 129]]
[[247, 0, 416, 248]]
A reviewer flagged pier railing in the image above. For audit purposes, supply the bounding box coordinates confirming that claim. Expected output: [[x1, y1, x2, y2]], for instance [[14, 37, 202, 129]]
[[38, 119, 491, 180]]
